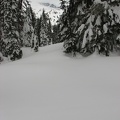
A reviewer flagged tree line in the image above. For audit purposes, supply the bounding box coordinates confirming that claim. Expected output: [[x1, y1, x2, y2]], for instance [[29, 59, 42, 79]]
[[0, 0, 59, 61], [1, 0, 120, 62]]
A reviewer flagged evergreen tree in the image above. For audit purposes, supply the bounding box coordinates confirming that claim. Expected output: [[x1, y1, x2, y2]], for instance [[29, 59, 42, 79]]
[[0, 0, 3, 52], [20, 0, 38, 49], [0, 0, 38, 61], [59, 0, 82, 54], [59, 0, 120, 56], [18, 0, 24, 46], [22, 6, 35, 47], [60, 0, 68, 10], [0, 0, 23, 60], [48, 20, 52, 45], [35, 18, 41, 47], [52, 24, 60, 44], [0, 0, 39, 61], [77, 1, 120, 56], [40, 10, 52, 46]]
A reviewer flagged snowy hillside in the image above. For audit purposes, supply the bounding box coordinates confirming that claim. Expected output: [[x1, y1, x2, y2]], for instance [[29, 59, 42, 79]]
[[30, 1, 63, 25], [0, 43, 120, 120]]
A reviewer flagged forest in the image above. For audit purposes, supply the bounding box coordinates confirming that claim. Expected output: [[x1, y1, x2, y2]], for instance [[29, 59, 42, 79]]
[[0, 0, 120, 62], [0, 1, 120, 120]]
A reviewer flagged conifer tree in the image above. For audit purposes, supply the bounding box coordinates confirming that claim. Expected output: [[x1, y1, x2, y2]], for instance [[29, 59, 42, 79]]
[[35, 18, 41, 47], [59, 0, 120, 56], [48, 20, 52, 45], [40, 10, 52, 46], [60, 0, 68, 10], [52, 24, 60, 44], [59, 0, 81, 53], [0, 0, 23, 60], [22, 6, 34, 47], [18, 0, 24, 45], [0, 0, 39, 61], [76, 1, 120, 56]]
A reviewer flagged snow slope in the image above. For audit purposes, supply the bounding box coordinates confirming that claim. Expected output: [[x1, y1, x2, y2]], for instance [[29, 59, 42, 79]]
[[0, 43, 120, 120]]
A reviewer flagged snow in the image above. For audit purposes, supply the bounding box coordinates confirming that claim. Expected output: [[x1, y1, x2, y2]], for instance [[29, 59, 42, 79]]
[[94, 0, 103, 4], [96, 15, 101, 26], [112, 6, 120, 18], [103, 23, 108, 33], [30, 0, 63, 25], [77, 24, 85, 34], [82, 29, 89, 48], [0, 43, 120, 120]]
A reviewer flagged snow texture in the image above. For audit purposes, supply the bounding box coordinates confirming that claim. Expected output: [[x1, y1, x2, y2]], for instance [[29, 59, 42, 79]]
[[0, 43, 120, 120]]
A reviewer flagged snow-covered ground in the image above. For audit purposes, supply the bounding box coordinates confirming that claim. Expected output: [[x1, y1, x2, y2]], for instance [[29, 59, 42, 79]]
[[0, 43, 120, 120]]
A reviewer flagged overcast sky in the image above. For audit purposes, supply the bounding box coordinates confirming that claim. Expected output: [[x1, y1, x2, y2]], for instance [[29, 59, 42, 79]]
[[30, 0, 61, 6]]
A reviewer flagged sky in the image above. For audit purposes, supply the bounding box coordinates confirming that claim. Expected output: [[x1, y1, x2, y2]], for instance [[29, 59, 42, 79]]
[[30, 0, 61, 6]]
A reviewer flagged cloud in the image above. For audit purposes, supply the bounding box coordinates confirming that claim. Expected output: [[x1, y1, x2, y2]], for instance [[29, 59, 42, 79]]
[[30, 0, 61, 6]]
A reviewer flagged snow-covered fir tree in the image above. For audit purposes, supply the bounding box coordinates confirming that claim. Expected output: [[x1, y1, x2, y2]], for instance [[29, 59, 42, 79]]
[[0, 0, 3, 59], [20, 0, 39, 52], [0, 0, 23, 60], [22, 6, 34, 47], [40, 10, 53, 47], [17, 0, 24, 46], [59, 0, 120, 56], [59, 0, 83, 53], [52, 24, 60, 44], [0, 0, 39, 61], [35, 18, 41, 47]]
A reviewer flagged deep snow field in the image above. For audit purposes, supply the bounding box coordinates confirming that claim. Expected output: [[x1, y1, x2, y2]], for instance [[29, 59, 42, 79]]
[[0, 43, 120, 120]]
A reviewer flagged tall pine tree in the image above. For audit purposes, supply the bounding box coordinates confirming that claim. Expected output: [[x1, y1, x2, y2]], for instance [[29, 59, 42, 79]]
[[40, 10, 52, 46], [0, 0, 39, 61], [0, 0, 23, 60]]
